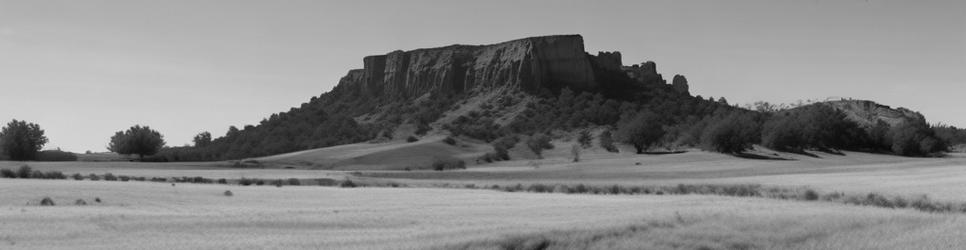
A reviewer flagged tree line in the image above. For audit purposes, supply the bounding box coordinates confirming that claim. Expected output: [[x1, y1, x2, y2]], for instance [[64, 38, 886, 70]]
[[1, 83, 962, 161]]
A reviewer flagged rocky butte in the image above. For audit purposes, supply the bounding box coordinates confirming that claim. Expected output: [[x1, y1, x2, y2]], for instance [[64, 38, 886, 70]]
[[331, 34, 688, 101]]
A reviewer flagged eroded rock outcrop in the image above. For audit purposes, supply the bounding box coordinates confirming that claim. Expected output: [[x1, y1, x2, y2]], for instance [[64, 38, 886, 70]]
[[825, 100, 925, 128], [592, 51, 623, 72], [671, 74, 689, 94], [334, 35, 603, 100], [622, 61, 665, 85]]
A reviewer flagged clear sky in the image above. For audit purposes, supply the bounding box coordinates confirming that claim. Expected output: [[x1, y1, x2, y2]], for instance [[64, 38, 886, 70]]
[[0, 0, 963, 152]]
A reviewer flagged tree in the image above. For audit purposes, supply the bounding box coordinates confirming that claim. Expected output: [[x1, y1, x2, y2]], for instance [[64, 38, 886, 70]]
[[571, 144, 581, 162], [577, 130, 593, 148], [616, 112, 665, 154], [526, 134, 554, 158], [889, 120, 946, 156], [226, 126, 240, 137], [599, 130, 618, 153], [108, 125, 166, 160], [0, 120, 49, 161], [193, 131, 212, 147], [701, 112, 760, 154]]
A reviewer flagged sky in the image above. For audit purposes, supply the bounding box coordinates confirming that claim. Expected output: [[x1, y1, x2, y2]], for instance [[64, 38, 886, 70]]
[[0, 0, 963, 152]]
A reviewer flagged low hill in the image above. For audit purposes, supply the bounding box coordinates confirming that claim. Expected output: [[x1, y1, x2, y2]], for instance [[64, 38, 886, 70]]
[[254, 136, 489, 170]]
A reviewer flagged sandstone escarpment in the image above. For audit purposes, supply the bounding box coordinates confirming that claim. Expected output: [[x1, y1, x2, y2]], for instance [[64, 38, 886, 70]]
[[334, 35, 604, 100], [825, 100, 925, 128]]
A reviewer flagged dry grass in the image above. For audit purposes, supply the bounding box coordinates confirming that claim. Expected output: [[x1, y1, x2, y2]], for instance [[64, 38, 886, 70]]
[[3, 146, 966, 249], [2, 180, 966, 249]]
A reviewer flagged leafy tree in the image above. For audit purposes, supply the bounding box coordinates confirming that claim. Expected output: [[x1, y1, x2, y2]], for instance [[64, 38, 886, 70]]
[[761, 115, 804, 152], [761, 104, 869, 153], [526, 134, 554, 158], [108, 125, 166, 160], [701, 112, 760, 154], [226, 126, 240, 138], [889, 120, 946, 156], [0, 120, 49, 161], [577, 130, 593, 148], [193, 131, 212, 147], [616, 112, 665, 154], [599, 130, 619, 153]]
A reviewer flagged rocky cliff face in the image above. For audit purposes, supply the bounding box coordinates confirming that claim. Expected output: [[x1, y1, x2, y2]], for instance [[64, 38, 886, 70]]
[[825, 100, 925, 128], [334, 35, 606, 100]]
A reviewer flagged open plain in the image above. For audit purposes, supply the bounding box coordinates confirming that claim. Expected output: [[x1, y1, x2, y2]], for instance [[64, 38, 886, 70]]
[[3, 148, 966, 249]]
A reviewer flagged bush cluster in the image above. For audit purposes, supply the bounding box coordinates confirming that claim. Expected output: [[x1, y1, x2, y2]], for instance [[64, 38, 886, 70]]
[[36, 150, 78, 161], [431, 158, 466, 171], [477, 136, 520, 163], [0, 165, 67, 179], [526, 134, 554, 158]]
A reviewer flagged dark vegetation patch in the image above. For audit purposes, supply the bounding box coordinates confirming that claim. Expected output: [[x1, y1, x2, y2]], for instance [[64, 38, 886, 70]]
[[0, 165, 67, 179], [39, 197, 55, 206], [464, 182, 966, 214], [36, 150, 78, 161], [432, 157, 467, 171]]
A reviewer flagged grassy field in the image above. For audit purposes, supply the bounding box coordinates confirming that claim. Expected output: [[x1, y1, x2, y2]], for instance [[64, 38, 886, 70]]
[[3, 144, 966, 249], [3, 179, 966, 250]]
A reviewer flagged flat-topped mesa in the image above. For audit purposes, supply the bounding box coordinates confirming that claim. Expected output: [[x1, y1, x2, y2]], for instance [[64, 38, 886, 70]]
[[334, 35, 605, 100]]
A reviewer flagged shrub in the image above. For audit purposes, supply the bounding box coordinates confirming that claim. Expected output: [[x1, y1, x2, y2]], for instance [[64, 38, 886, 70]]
[[30, 170, 44, 179], [103, 173, 117, 181], [432, 158, 466, 171], [526, 134, 554, 158], [443, 136, 457, 145], [889, 120, 947, 156], [599, 131, 618, 153], [224, 190, 233, 196], [254, 179, 265, 186], [0, 168, 15, 178], [119, 175, 131, 181], [71, 173, 84, 180], [239, 178, 254, 186], [88, 173, 100, 181], [700, 112, 760, 154], [803, 189, 819, 201], [40, 197, 55, 206], [339, 179, 357, 188], [552, 185, 571, 194], [406, 136, 419, 143], [272, 179, 284, 187], [476, 152, 500, 163], [616, 112, 665, 154], [16, 165, 32, 178], [577, 130, 593, 148], [75, 199, 87, 206], [287, 178, 301, 186], [94, 197, 101, 203], [44, 171, 65, 179], [491, 136, 519, 161], [527, 184, 552, 193], [761, 105, 869, 153], [217, 178, 228, 184], [36, 150, 78, 162], [316, 178, 338, 186]]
